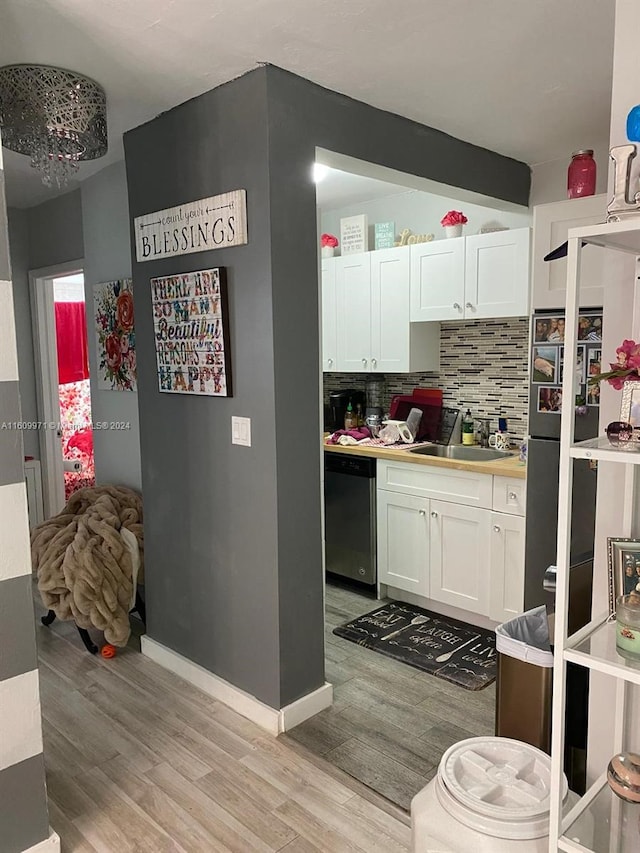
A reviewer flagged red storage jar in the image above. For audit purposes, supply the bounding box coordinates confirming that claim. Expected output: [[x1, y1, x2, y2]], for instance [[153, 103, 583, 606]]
[[567, 149, 596, 199]]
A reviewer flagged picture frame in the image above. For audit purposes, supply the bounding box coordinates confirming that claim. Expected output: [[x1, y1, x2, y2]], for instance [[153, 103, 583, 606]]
[[150, 266, 232, 397], [532, 346, 558, 383], [607, 537, 640, 615], [620, 379, 640, 427], [537, 386, 562, 413]]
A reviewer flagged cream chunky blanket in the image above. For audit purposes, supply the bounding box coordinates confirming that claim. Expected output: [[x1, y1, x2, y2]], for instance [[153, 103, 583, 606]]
[[31, 485, 144, 647]]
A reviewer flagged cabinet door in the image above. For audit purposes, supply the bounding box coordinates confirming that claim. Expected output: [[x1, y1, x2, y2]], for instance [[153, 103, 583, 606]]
[[465, 228, 530, 319], [336, 253, 372, 372], [410, 240, 465, 321], [531, 195, 606, 310], [377, 490, 429, 596], [489, 511, 525, 624], [429, 501, 491, 616], [321, 259, 337, 372], [371, 247, 410, 372]]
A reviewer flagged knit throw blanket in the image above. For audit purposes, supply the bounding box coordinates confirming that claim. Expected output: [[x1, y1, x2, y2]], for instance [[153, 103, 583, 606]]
[[31, 485, 144, 647]]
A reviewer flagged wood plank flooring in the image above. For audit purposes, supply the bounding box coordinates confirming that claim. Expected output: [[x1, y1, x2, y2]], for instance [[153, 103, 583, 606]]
[[282, 582, 496, 811], [33, 591, 411, 852]]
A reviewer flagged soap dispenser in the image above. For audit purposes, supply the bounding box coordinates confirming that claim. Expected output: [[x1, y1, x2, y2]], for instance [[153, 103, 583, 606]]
[[462, 409, 475, 446]]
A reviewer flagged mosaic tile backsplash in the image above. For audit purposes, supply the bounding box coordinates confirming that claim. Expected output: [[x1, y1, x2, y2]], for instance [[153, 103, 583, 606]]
[[324, 318, 530, 441]]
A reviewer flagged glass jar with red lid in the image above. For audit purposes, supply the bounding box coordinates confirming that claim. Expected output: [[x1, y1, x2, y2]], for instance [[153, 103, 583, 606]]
[[567, 149, 597, 199]]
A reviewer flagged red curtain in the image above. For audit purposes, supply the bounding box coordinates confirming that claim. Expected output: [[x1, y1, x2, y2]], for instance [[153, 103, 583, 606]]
[[54, 302, 90, 384]]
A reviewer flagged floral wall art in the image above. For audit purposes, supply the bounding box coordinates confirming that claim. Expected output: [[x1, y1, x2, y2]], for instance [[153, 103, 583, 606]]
[[94, 279, 137, 391]]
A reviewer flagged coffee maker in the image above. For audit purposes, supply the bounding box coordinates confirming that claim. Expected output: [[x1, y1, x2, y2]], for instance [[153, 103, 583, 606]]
[[327, 389, 365, 432]]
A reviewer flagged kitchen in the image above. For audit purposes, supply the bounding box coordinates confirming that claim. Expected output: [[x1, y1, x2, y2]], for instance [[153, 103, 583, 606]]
[[283, 155, 604, 810]]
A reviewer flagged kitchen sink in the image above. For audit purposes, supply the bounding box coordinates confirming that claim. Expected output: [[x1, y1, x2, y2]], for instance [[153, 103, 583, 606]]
[[408, 445, 513, 462]]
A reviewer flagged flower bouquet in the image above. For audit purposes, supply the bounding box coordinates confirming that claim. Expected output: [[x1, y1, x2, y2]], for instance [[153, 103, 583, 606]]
[[440, 210, 468, 238], [589, 339, 640, 390], [321, 233, 339, 257]]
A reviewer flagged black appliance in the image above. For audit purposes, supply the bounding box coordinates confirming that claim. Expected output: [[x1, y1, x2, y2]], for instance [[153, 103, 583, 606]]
[[324, 454, 376, 585], [525, 308, 601, 611], [326, 388, 366, 432]]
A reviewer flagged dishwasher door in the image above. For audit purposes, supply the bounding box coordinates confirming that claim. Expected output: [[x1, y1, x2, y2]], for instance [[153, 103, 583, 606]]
[[324, 454, 376, 585]]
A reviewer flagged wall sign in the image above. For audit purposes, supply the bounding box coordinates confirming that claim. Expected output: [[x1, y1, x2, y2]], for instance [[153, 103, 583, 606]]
[[134, 190, 247, 262], [150, 267, 232, 397], [94, 279, 137, 391], [374, 221, 395, 250], [340, 214, 368, 255]]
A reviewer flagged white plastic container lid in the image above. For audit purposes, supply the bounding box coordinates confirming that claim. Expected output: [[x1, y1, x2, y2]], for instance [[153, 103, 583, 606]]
[[436, 737, 568, 840]]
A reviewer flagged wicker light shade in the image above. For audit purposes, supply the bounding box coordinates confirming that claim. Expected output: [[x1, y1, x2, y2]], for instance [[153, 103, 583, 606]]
[[0, 64, 107, 188]]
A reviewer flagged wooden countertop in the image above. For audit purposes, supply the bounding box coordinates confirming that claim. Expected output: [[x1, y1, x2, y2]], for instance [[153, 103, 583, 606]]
[[324, 440, 527, 479]]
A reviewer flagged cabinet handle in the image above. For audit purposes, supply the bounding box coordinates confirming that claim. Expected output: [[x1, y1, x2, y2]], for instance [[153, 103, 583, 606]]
[[508, 491, 517, 500], [431, 511, 438, 518], [453, 302, 461, 310], [493, 525, 501, 533], [465, 302, 474, 309], [328, 358, 333, 367], [419, 510, 426, 516], [361, 358, 367, 366], [371, 357, 377, 367]]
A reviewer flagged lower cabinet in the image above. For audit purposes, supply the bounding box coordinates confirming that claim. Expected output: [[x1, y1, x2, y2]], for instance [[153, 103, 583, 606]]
[[488, 511, 525, 624], [376, 461, 526, 622], [377, 490, 430, 596], [429, 500, 491, 616]]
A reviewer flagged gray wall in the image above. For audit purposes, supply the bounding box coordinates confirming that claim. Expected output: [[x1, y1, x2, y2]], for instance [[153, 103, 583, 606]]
[[0, 146, 50, 853], [27, 188, 84, 269], [7, 209, 38, 456], [124, 66, 529, 710], [82, 162, 141, 490]]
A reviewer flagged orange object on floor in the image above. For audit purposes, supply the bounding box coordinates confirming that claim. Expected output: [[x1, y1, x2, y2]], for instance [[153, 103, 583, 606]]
[[100, 644, 117, 659]]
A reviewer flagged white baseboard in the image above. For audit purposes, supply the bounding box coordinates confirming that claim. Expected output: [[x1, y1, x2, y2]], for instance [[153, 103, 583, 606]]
[[141, 635, 332, 734], [23, 832, 60, 853]]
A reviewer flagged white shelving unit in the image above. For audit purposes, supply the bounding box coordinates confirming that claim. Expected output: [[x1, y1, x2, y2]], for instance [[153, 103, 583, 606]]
[[549, 221, 640, 852]]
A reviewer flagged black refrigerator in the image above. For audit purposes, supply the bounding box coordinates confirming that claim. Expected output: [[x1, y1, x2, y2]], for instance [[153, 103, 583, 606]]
[[524, 308, 602, 611]]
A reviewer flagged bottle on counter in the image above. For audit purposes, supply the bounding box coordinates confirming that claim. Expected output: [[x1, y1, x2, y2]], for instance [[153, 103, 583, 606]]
[[462, 409, 475, 446], [344, 401, 357, 430], [356, 403, 364, 427]]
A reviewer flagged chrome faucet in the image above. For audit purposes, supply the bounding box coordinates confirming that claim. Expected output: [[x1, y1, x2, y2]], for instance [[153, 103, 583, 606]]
[[478, 418, 491, 448]]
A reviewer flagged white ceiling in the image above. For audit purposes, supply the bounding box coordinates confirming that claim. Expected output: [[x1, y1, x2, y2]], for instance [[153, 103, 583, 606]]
[[0, 0, 615, 208]]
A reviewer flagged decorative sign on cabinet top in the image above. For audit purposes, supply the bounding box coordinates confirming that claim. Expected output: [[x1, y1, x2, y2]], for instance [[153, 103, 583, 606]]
[[134, 190, 247, 262], [340, 214, 368, 255]]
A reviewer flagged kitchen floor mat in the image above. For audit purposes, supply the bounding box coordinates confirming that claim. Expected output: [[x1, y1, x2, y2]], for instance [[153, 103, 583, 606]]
[[333, 601, 496, 691]]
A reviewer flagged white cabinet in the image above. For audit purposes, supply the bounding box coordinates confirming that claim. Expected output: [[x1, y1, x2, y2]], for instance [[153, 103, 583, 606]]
[[328, 248, 439, 373], [465, 228, 530, 318], [531, 194, 606, 310], [429, 500, 491, 616], [377, 489, 430, 596], [410, 228, 530, 322], [376, 459, 525, 620], [488, 511, 525, 624], [335, 253, 372, 373], [321, 259, 337, 372], [410, 238, 465, 321]]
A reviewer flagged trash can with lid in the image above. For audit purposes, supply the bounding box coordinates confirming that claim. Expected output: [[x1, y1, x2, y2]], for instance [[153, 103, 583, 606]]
[[411, 736, 581, 852], [495, 606, 554, 752]]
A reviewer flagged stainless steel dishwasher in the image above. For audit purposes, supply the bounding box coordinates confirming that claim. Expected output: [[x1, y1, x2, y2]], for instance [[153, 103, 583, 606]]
[[324, 453, 376, 585]]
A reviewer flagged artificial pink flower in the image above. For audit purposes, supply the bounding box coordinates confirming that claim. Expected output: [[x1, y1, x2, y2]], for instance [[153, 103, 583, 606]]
[[440, 210, 468, 227], [321, 233, 339, 248], [589, 339, 640, 389]]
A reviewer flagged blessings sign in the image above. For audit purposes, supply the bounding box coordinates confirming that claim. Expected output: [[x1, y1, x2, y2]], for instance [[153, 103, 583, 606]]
[[135, 190, 247, 262], [150, 267, 232, 396]]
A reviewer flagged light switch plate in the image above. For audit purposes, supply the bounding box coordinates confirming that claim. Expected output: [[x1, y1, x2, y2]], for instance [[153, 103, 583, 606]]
[[231, 415, 251, 447]]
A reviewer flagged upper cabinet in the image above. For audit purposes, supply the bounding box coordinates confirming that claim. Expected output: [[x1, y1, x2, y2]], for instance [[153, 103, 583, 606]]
[[327, 247, 440, 374], [410, 227, 531, 322], [531, 194, 606, 310]]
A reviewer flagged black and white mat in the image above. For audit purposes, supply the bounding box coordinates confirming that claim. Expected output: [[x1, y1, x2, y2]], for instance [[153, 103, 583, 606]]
[[333, 601, 496, 691]]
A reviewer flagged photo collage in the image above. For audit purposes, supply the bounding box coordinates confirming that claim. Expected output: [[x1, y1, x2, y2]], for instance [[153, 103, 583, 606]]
[[532, 312, 602, 414]]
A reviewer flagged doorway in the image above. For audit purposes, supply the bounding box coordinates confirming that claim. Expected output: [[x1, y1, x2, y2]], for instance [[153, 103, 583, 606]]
[[30, 260, 94, 517]]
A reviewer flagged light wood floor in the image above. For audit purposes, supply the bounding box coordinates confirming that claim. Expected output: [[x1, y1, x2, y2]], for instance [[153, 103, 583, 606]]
[[283, 582, 495, 811], [34, 594, 411, 852]]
